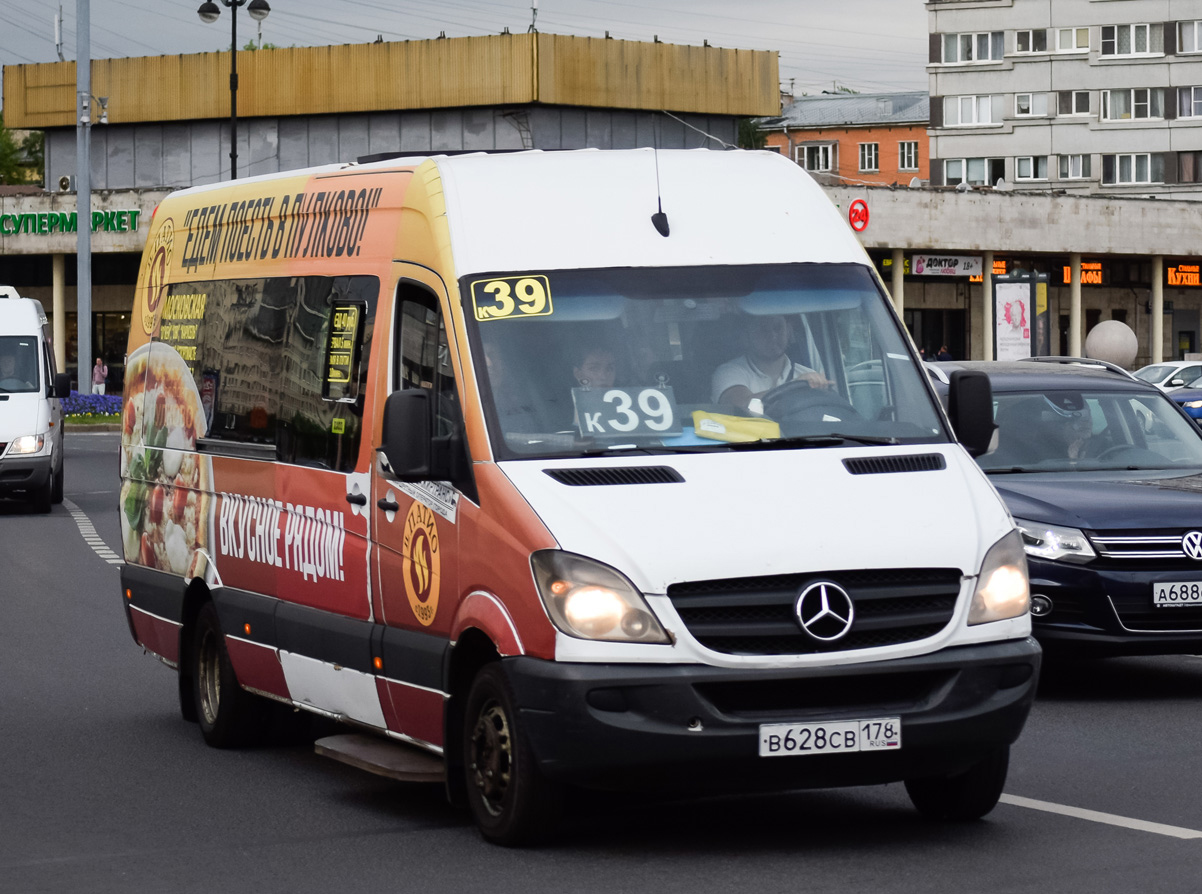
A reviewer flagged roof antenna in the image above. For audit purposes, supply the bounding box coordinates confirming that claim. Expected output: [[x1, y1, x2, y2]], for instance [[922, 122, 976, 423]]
[[651, 143, 670, 237]]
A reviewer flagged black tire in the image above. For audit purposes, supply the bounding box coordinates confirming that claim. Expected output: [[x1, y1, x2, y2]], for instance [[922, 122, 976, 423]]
[[192, 602, 266, 748], [51, 455, 64, 504], [905, 746, 1010, 821], [463, 663, 563, 846], [29, 469, 52, 514]]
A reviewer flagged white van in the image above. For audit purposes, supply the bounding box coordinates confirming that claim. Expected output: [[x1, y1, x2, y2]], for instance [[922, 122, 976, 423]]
[[0, 287, 69, 512], [119, 149, 1040, 844]]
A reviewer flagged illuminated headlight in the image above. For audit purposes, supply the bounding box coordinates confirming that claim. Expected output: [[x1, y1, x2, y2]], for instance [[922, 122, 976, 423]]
[[531, 550, 669, 644], [1184, 400, 1202, 409], [1014, 517, 1096, 564], [969, 529, 1030, 625], [8, 435, 45, 455]]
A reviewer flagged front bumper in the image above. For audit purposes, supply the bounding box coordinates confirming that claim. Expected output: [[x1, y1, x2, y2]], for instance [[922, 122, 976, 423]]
[[504, 638, 1040, 792], [0, 453, 51, 497], [1030, 557, 1202, 656]]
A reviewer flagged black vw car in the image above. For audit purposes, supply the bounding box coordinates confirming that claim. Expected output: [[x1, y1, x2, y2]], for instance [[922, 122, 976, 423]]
[[931, 358, 1202, 657]]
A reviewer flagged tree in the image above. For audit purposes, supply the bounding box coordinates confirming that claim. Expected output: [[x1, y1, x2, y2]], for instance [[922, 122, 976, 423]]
[[737, 118, 766, 150], [0, 113, 23, 184], [0, 113, 45, 185]]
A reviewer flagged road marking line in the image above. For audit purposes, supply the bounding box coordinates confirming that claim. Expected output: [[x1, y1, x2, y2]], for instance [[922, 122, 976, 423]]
[[1001, 794, 1202, 839], [64, 498, 124, 567]]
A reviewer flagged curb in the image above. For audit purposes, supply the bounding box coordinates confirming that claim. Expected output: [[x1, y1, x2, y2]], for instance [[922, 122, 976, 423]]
[[65, 423, 122, 433]]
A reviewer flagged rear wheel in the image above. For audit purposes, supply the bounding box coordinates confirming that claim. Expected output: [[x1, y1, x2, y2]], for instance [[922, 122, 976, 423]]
[[192, 602, 265, 748], [463, 663, 562, 846], [905, 746, 1010, 821]]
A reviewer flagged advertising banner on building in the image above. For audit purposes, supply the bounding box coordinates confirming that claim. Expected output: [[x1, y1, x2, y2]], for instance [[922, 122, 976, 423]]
[[995, 281, 1031, 360], [912, 254, 983, 277]]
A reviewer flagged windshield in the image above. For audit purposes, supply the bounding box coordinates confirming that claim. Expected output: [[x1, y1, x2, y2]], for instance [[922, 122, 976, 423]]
[[1134, 365, 1176, 384], [0, 336, 39, 394], [981, 389, 1202, 472], [463, 264, 947, 459]]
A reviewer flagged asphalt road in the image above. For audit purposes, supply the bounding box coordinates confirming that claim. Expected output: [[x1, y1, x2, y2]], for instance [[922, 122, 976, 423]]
[[5, 431, 1202, 893]]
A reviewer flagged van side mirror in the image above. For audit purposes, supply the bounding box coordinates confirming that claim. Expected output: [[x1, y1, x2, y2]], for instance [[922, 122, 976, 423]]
[[380, 389, 433, 480], [54, 372, 71, 399], [947, 370, 995, 458]]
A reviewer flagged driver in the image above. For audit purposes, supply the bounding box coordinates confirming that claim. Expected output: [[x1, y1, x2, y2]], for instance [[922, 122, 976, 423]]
[[711, 314, 831, 413], [1044, 399, 1094, 461]]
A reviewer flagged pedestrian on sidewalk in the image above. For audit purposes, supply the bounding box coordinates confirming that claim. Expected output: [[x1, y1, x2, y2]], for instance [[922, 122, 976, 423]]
[[91, 356, 108, 395]]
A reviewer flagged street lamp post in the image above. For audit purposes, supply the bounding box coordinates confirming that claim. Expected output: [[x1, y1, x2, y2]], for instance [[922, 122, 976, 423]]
[[197, 0, 271, 180]]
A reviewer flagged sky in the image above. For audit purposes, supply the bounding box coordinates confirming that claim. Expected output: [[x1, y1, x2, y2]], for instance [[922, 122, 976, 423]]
[[0, 0, 929, 101]]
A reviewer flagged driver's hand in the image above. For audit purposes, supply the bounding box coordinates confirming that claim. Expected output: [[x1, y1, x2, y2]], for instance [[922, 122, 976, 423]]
[[801, 371, 833, 389]]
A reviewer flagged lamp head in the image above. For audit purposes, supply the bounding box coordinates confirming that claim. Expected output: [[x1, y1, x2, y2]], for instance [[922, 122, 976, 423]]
[[247, 0, 271, 21], [197, 1, 221, 24]]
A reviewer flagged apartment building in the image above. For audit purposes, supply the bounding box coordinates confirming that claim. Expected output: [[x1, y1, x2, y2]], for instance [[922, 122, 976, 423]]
[[759, 92, 929, 186], [928, 0, 1202, 198]]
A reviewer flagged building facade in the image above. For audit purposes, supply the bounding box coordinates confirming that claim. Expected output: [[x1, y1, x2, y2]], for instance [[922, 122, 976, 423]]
[[928, 0, 1202, 197], [759, 92, 930, 186]]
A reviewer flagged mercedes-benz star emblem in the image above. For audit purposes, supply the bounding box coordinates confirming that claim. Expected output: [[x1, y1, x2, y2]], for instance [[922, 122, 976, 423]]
[[795, 582, 855, 642], [1183, 531, 1202, 561]]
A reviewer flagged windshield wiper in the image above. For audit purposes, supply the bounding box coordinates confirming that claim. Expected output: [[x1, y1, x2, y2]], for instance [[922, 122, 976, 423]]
[[727, 433, 899, 451], [577, 444, 724, 456]]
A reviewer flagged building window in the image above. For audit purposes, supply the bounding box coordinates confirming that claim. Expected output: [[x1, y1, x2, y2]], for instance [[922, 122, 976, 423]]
[[1100, 24, 1162, 57], [942, 31, 1004, 63], [1102, 88, 1163, 121], [899, 141, 918, 171], [944, 157, 1005, 186], [944, 95, 1002, 126], [858, 143, 879, 172], [796, 144, 834, 172], [764, 145, 781, 153], [1180, 21, 1202, 53], [1015, 156, 1049, 180], [1059, 154, 1092, 179], [1015, 93, 1049, 117], [1101, 153, 1162, 184], [1015, 29, 1048, 53], [1056, 27, 1090, 52], [1180, 152, 1202, 183], [1180, 87, 1202, 118], [1059, 90, 1090, 116]]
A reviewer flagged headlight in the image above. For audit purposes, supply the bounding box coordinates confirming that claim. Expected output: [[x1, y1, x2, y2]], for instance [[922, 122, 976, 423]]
[[8, 435, 45, 455], [1014, 517, 1096, 564], [969, 528, 1030, 625], [1184, 400, 1202, 409], [531, 550, 670, 644]]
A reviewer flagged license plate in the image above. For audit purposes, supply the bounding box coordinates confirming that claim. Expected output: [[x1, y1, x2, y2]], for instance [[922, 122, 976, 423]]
[[1153, 582, 1202, 607], [759, 717, 901, 757]]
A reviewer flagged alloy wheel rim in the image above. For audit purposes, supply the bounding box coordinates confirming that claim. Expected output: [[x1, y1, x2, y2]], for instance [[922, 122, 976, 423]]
[[469, 702, 512, 816]]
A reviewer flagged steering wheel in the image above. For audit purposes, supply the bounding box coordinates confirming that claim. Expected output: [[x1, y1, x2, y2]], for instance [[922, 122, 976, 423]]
[[1093, 444, 1133, 461], [761, 379, 862, 425]]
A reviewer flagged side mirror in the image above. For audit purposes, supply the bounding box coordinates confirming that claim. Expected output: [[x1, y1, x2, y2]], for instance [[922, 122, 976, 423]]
[[1170, 378, 1185, 387], [379, 388, 433, 480], [54, 372, 71, 399], [947, 370, 995, 458]]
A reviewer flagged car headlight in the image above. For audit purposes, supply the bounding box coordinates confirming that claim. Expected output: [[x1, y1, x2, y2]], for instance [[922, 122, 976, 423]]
[[8, 434, 45, 455], [531, 550, 670, 644], [969, 529, 1030, 625], [1184, 400, 1202, 409], [1014, 517, 1096, 564]]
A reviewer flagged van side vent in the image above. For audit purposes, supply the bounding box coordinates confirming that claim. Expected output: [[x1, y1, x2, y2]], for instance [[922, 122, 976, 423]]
[[843, 454, 946, 475], [544, 466, 685, 486]]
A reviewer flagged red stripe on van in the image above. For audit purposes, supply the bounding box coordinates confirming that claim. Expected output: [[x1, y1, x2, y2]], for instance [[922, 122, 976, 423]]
[[128, 606, 181, 665], [225, 637, 291, 701]]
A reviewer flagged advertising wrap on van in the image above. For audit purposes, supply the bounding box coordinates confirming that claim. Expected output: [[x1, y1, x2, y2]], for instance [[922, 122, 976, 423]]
[[121, 171, 408, 618]]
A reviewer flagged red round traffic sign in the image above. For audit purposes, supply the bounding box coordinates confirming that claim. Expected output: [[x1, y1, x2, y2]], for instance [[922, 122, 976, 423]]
[[848, 199, 869, 232]]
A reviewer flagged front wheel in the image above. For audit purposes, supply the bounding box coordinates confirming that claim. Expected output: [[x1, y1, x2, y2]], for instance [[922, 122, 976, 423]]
[[192, 602, 265, 748], [463, 663, 562, 846], [905, 745, 1009, 821]]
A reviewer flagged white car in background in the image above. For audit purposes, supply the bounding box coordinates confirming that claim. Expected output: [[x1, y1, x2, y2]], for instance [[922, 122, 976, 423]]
[[1133, 360, 1202, 391]]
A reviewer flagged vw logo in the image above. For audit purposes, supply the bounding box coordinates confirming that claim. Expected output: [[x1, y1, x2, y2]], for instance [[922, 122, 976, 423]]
[[795, 582, 855, 642], [1183, 531, 1202, 561]]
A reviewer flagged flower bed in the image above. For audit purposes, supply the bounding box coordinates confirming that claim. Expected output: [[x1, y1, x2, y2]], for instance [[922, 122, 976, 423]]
[[62, 390, 123, 420]]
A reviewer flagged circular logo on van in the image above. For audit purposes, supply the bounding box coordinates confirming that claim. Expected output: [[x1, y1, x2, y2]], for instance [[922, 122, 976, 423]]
[[402, 501, 440, 626], [141, 217, 174, 336], [795, 581, 855, 642]]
